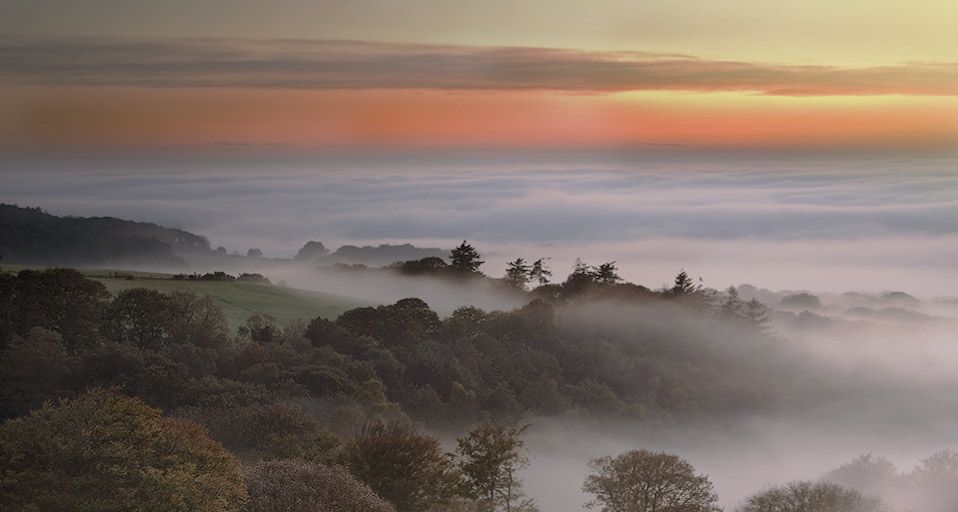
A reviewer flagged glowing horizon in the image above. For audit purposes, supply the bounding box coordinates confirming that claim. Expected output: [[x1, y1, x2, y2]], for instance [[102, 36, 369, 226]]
[[1, 2, 956, 152]]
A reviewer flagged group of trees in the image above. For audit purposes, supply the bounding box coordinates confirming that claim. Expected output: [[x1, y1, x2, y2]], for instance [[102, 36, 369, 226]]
[[2, 387, 915, 512], [0, 386, 537, 512], [3, 267, 953, 511], [1, 266, 780, 427]]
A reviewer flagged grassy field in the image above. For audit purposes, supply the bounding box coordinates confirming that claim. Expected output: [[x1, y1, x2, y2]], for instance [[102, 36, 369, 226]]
[[1, 264, 373, 331]]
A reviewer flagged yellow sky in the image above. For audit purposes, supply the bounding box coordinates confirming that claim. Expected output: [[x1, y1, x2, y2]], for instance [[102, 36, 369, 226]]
[[5, 0, 956, 65]]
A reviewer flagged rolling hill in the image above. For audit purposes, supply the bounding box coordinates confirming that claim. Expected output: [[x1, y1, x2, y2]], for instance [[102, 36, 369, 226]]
[[0, 264, 373, 330]]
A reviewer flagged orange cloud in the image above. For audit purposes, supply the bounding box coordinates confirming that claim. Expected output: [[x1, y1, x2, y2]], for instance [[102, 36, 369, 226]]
[[4, 86, 956, 150]]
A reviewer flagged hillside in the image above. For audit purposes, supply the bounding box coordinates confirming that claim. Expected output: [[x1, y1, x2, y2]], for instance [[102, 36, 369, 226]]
[[0, 264, 372, 330], [0, 204, 211, 267]]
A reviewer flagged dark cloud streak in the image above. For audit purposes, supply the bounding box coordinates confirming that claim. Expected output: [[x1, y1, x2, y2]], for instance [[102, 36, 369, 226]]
[[2, 36, 957, 95]]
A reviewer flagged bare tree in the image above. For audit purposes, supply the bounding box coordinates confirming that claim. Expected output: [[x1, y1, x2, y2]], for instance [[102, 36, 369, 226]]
[[583, 449, 719, 512]]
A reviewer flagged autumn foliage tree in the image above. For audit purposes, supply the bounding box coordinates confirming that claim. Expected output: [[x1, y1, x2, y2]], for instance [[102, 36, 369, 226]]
[[341, 421, 458, 512], [0, 389, 247, 512]]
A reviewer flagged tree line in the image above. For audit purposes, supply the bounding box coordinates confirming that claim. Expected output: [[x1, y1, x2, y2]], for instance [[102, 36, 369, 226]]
[[7, 387, 947, 511]]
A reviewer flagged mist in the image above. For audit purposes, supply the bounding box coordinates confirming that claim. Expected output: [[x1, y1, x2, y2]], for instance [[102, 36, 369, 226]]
[[2, 150, 956, 296], [511, 293, 958, 511], [4, 149, 958, 511]]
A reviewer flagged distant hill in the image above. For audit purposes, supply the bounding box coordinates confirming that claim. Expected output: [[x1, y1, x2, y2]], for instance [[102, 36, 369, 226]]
[[0, 204, 211, 267]]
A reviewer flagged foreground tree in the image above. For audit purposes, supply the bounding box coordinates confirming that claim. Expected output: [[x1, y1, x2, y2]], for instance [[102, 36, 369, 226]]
[[243, 459, 393, 512], [739, 481, 885, 512], [450, 241, 485, 275], [341, 421, 457, 512], [0, 389, 247, 512], [456, 423, 537, 512], [583, 449, 719, 512]]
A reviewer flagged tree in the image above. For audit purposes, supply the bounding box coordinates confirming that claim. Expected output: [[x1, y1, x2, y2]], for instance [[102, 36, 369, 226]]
[[456, 423, 537, 512], [341, 421, 458, 512], [239, 313, 281, 343], [247, 248, 263, 258], [594, 262, 622, 285], [903, 450, 958, 512], [451, 241, 484, 275], [823, 453, 898, 499], [671, 270, 699, 296], [505, 258, 532, 289], [4, 268, 110, 350], [718, 286, 744, 321], [740, 481, 885, 512], [583, 450, 719, 512], [0, 389, 247, 512], [295, 241, 330, 262], [529, 258, 552, 286], [243, 459, 394, 512], [106, 288, 175, 349], [744, 298, 772, 332]]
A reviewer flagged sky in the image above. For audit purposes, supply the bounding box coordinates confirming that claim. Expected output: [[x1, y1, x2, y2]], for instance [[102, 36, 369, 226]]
[[1, 1, 956, 295], [1, 0, 957, 151]]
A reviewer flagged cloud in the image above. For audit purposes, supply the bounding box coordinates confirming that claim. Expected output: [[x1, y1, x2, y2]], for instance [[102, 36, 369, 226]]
[[2, 36, 957, 96]]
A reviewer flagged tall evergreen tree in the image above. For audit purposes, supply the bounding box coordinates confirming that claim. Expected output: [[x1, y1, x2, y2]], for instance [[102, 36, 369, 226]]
[[505, 258, 532, 289], [450, 241, 485, 275], [671, 270, 698, 295], [529, 258, 552, 286]]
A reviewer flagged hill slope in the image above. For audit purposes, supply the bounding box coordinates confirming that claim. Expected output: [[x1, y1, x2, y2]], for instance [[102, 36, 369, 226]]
[[0, 265, 372, 330], [0, 204, 211, 267]]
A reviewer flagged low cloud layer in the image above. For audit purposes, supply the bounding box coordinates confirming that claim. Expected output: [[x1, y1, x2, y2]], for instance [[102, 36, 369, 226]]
[[2, 36, 958, 95], [2, 151, 956, 295]]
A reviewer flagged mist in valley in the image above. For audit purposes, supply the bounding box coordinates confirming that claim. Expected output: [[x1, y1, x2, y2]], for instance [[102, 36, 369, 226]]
[[4, 152, 958, 511]]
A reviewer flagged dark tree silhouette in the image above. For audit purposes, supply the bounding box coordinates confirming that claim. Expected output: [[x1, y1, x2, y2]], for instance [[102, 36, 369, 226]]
[[450, 241, 484, 275], [529, 258, 552, 286], [505, 258, 532, 289], [671, 270, 698, 295], [594, 262, 622, 285]]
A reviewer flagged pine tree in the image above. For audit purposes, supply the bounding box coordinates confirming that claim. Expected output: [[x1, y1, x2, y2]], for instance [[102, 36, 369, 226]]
[[594, 262, 621, 285], [450, 241, 485, 275], [505, 258, 532, 289], [529, 258, 552, 286], [671, 270, 698, 295]]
